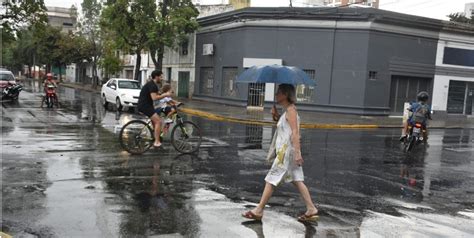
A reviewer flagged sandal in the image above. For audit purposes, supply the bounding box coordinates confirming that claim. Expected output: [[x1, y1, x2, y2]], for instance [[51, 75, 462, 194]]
[[242, 211, 263, 221], [297, 213, 319, 222]]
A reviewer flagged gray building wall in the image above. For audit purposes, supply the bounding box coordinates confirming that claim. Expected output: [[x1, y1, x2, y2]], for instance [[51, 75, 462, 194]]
[[365, 31, 438, 111], [195, 26, 374, 112], [329, 29, 369, 108], [195, 24, 440, 114], [193, 6, 474, 115]]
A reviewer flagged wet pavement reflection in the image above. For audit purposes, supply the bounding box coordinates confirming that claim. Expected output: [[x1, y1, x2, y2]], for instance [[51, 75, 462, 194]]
[[1, 82, 473, 237]]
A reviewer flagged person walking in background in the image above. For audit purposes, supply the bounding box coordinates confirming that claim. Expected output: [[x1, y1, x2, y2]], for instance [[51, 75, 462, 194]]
[[242, 84, 319, 222]]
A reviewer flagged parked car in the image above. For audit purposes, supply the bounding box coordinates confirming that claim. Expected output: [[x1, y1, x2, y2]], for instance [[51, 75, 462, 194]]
[[0, 70, 16, 89], [101, 78, 141, 111]]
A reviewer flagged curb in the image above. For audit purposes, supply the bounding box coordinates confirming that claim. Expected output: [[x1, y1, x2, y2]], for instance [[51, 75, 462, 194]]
[[181, 108, 384, 129]]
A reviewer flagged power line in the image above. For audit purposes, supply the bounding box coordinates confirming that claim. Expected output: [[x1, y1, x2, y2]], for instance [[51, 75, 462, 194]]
[[402, 0, 446, 12]]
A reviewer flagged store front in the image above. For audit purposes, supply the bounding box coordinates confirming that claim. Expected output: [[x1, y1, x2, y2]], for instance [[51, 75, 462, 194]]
[[447, 80, 474, 115]]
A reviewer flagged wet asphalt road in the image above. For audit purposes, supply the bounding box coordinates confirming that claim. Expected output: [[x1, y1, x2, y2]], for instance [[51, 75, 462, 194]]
[[1, 81, 474, 238]]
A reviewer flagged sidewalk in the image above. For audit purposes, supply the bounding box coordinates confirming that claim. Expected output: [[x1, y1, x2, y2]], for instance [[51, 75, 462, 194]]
[[59, 82, 474, 129], [179, 98, 474, 129]]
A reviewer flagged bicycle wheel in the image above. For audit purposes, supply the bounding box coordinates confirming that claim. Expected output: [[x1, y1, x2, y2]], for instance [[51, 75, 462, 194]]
[[171, 121, 202, 154], [119, 120, 154, 154]]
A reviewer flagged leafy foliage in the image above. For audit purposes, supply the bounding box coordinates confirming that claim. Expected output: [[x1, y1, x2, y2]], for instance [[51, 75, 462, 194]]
[[448, 13, 473, 24], [0, 0, 48, 43]]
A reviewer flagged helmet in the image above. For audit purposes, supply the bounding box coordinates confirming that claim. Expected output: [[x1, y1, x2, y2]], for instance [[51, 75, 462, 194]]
[[417, 91, 429, 102]]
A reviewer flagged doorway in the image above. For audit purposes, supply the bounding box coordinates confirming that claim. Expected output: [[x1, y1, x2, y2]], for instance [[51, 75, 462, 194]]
[[389, 75, 432, 113], [178, 71, 190, 98], [447, 80, 474, 115]]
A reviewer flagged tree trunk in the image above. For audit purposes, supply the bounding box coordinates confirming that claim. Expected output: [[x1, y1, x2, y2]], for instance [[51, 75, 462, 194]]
[[28, 65, 32, 78], [58, 65, 62, 81], [151, 49, 158, 69], [153, 44, 165, 71], [92, 61, 98, 89], [156, 0, 169, 71], [32, 52, 36, 79], [156, 50, 164, 72], [134, 50, 142, 82]]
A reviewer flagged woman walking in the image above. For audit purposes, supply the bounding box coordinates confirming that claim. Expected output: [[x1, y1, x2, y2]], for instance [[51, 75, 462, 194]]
[[242, 84, 318, 222]]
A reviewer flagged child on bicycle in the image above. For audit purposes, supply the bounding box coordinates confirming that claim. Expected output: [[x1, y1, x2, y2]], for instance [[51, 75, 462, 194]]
[[154, 83, 182, 124]]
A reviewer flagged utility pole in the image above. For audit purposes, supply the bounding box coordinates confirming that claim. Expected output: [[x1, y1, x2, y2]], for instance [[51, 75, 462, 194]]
[[290, 0, 293, 7]]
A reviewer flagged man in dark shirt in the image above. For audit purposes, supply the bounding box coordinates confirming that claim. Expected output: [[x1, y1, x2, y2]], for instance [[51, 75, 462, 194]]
[[137, 70, 172, 148]]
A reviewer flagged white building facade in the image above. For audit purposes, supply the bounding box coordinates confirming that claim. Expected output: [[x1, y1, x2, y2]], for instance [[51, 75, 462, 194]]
[[432, 31, 474, 116], [465, 2, 474, 19]]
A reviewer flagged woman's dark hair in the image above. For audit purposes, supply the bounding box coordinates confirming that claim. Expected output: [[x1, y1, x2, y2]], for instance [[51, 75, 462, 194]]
[[277, 84, 296, 104], [151, 70, 163, 79]]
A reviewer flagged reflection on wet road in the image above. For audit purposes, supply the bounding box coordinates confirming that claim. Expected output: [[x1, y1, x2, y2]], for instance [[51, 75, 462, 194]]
[[1, 82, 473, 237]]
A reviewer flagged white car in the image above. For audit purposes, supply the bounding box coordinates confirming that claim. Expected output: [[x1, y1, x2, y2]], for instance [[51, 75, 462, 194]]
[[101, 78, 141, 111]]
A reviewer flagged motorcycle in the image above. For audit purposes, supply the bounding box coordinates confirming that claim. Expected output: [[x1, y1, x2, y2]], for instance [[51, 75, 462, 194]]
[[2, 83, 23, 100], [44, 85, 58, 108], [404, 122, 426, 152]]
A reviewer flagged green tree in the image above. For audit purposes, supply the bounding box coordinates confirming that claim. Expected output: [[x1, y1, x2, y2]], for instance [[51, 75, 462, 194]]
[[1, 41, 19, 71], [53, 33, 94, 80], [149, 0, 199, 71], [27, 24, 93, 79], [79, 0, 103, 87], [99, 40, 122, 78], [0, 0, 48, 43], [31, 24, 62, 73], [8, 29, 37, 75], [101, 0, 156, 81], [448, 13, 473, 24]]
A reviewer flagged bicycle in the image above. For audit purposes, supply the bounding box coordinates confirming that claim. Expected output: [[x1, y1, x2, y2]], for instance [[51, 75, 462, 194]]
[[119, 104, 202, 155]]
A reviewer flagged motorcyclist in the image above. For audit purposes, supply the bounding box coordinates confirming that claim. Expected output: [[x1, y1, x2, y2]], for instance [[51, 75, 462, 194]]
[[43, 73, 57, 92], [43, 73, 58, 102], [400, 91, 432, 142]]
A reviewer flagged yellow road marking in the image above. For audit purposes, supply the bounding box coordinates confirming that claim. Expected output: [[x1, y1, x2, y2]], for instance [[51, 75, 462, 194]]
[[180, 108, 380, 129]]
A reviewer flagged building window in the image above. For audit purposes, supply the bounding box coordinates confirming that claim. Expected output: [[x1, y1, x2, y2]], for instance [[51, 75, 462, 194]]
[[200, 67, 214, 95], [63, 22, 73, 26], [369, 71, 377, 80], [296, 69, 316, 103], [167, 67, 172, 83], [222, 67, 238, 97], [443, 47, 474, 67], [180, 40, 189, 55]]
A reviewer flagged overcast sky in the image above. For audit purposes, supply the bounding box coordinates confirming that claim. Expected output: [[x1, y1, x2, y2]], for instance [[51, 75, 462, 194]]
[[45, 0, 472, 20]]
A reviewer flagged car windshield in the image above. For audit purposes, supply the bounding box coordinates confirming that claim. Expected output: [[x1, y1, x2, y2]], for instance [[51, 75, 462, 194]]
[[118, 81, 140, 89], [0, 73, 14, 81]]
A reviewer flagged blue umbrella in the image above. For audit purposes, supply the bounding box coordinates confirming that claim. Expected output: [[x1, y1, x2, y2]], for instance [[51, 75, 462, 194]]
[[236, 65, 316, 86]]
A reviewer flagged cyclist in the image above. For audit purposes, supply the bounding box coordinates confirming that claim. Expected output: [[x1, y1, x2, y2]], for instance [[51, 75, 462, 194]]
[[137, 70, 172, 148], [400, 91, 432, 142]]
